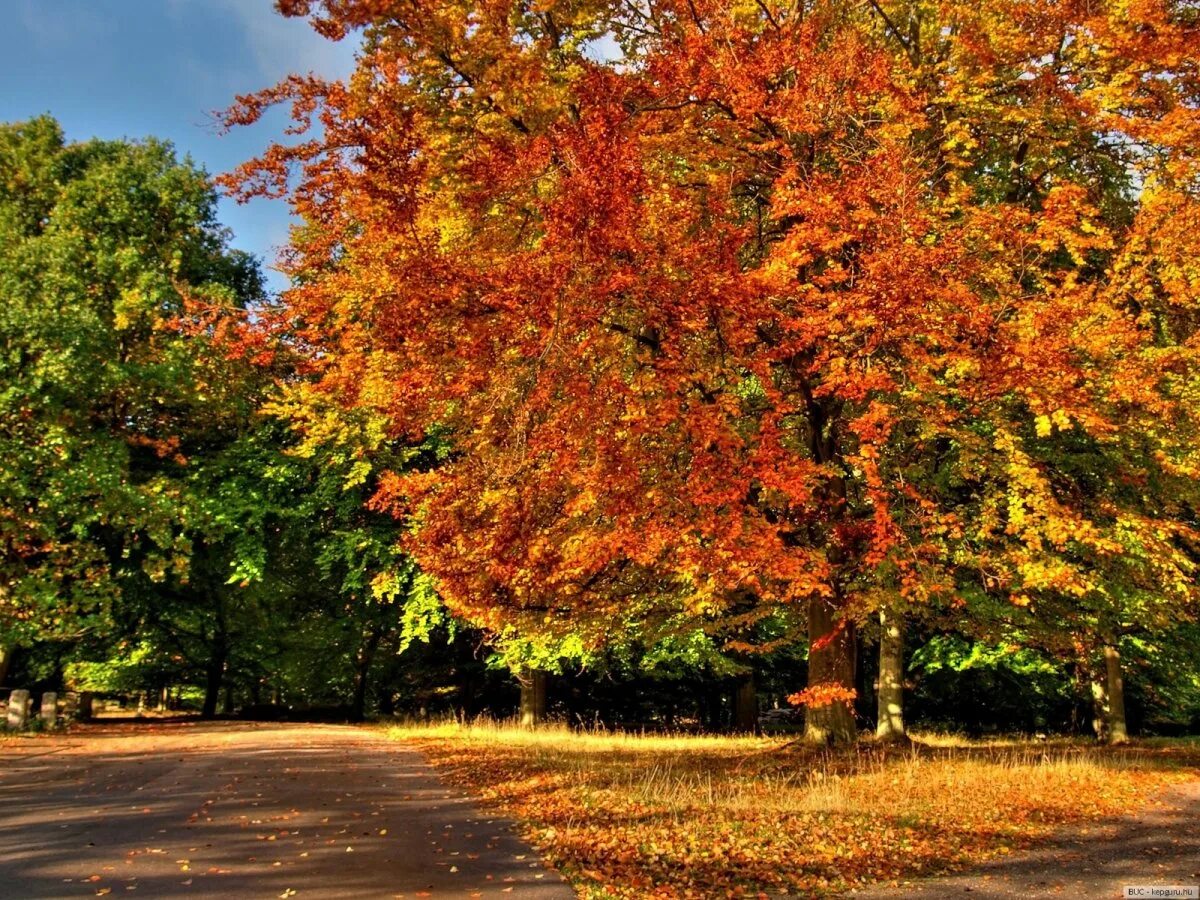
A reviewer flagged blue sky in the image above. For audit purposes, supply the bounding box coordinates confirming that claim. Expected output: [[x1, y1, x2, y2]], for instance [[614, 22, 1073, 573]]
[[1, 1, 359, 292]]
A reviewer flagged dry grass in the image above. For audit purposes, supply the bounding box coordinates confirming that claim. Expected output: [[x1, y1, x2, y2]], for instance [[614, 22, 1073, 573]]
[[385, 719, 1200, 898]]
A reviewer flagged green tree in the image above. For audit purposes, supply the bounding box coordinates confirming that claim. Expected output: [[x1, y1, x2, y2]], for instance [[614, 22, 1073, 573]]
[[0, 116, 263, 687]]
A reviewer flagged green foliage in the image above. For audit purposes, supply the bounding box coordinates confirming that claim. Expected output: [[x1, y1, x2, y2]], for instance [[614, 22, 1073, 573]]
[[1124, 624, 1200, 734], [912, 636, 1061, 680], [908, 636, 1076, 734], [64, 641, 176, 694], [0, 115, 456, 719], [0, 115, 262, 654]]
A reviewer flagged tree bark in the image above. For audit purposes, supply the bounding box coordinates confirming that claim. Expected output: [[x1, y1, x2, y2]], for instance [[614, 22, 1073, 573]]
[[804, 597, 857, 745], [733, 673, 758, 732], [201, 648, 227, 719], [518, 669, 547, 728], [1090, 668, 1109, 740], [351, 626, 384, 723], [794, 379, 856, 744], [1104, 643, 1129, 744], [0, 644, 12, 689], [875, 605, 907, 741]]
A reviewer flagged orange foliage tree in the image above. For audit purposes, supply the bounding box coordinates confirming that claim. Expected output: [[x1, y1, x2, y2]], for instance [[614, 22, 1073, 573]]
[[226, 0, 1200, 742]]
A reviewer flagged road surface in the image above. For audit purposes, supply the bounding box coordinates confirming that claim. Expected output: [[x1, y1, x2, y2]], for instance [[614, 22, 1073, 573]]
[[0, 721, 574, 899]]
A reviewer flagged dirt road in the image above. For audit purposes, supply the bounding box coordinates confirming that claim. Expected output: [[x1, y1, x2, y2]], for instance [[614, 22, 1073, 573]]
[[0, 721, 573, 899]]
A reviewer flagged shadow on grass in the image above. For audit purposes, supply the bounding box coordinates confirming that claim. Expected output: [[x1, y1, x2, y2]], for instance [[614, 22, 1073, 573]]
[[407, 729, 1200, 896]]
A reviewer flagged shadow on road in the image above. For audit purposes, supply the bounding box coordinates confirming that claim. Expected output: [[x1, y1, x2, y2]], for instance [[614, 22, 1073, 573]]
[[0, 722, 572, 899]]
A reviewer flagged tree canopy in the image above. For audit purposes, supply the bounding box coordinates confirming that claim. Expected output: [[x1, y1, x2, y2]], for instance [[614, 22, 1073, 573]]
[[223, 0, 1200, 741], [0, 117, 262, 661]]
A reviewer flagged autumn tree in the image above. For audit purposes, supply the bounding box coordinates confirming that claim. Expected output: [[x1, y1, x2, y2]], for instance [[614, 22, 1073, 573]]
[[229, 0, 1200, 742]]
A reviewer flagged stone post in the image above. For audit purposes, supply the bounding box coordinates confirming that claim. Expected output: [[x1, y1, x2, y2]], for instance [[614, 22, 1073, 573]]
[[40, 692, 58, 728], [6, 689, 30, 730]]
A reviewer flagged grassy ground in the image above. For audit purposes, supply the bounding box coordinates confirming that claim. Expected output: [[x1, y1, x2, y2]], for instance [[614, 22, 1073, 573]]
[[386, 721, 1200, 898]]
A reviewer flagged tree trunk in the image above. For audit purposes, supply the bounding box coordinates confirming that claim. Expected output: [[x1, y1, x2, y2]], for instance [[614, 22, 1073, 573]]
[[201, 649, 227, 719], [379, 690, 395, 717], [1090, 668, 1109, 740], [875, 605, 907, 742], [0, 644, 12, 689], [733, 673, 758, 732], [518, 669, 547, 728], [351, 627, 384, 723], [1067, 661, 1084, 735], [1104, 643, 1129, 744], [804, 597, 857, 745]]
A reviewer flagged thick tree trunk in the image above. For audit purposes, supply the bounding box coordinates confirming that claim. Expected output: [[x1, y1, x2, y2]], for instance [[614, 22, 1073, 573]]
[[201, 649, 227, 719], [733, 673, 758, 732], [0, 644, 12, 688], [804, 597, 857, 745], [518, 669, 547, 728], [875, 605, 907, 742], [1104, 643, 1129, 744]]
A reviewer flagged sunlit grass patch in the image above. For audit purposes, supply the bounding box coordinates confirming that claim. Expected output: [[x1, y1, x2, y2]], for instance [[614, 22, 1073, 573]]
[[385, 720, 1199, 898]]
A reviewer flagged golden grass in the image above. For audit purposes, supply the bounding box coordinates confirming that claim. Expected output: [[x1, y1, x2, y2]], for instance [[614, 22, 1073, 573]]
[[385, 719, 1199, 898]]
